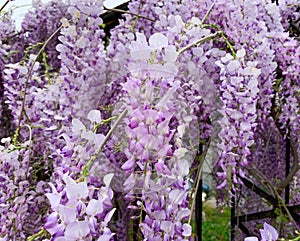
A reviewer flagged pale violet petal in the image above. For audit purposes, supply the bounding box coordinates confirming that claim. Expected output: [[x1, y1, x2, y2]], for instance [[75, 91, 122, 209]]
[[95, 134, 105, 146], [62, 173, 76, 185], [178, 159, 190, 176], [57, 205, 76, 225], [45, 193, 61, 210], [103, 173, 114, 187], [86, 199, 103, 216], [149, 33, 168, 49], [135, 32, 147, 43], [236, 48, 246, 59], [97, 234, 115, 241], [87, 110, 102, 123], [66, 182, 89, 200], [182, 223, 192, 236], [72, 118, 85, 134], [244, 237, 259, 241], [103, 208, 116, 225], [65, 221, 90, 239], [164, 45, 178, 62]]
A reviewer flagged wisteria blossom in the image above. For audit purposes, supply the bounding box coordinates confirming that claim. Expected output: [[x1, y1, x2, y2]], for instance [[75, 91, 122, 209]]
[[44, 173, 115, 240], [0, 0, 299, 240], [245, 222, 279, 241]]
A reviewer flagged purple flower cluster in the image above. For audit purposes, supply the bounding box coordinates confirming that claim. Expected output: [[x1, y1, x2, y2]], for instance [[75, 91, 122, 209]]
[[55, 0, 106, 122], [0, 0, 299, 239], [44, 173, 115, 241], [117, 32, 194, 240], [3, 56, 43, 127], [0, 137, 48, 239], [53, 109, 106, 181], [1, 1, 110, 239], [0, 12, 24, 139], [21, 0, 68, 71], [273, 37, 300, 133], [216, 49, 261, 189]]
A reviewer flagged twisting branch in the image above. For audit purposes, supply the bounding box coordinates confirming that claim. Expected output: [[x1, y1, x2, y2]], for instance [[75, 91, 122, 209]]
[[246, 165, 300, 231], [103, 6, 155, 22], [201, 0, 217, 25], [179, 31, 223, 54], [277, 139, 299, 192], [82, 108, 128, 178], [201, 23, 236, 58], [0, 0, 9, 13], [27, 228, 47, 241], [188, 138, 211, 225], [15, 25, 63, 136], [21, 124, 32, 178], [270, 97, 300, 193]]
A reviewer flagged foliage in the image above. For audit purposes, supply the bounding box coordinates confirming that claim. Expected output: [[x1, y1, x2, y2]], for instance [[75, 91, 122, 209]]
[[202, 206, 230, 241]]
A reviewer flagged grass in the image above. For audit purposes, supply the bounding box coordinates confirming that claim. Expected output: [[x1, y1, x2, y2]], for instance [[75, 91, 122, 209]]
[[202, 205, 231, 241]]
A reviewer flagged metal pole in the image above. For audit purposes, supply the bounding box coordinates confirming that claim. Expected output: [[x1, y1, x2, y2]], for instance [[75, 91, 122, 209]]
[[195, 143, 203, 241], [230, 190, 236, 240], [196, 178, 203, 241]]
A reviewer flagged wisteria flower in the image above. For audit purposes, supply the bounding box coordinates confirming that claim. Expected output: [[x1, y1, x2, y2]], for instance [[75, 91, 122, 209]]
[[245, 237, 259, 241], [244, 223, 278, 241], [44, 174, 115, 240], [260, 222, 278, 241]]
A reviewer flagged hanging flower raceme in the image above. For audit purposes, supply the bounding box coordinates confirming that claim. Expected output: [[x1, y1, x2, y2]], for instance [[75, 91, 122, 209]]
[[44, 173, 115, 241], [0, 12, 19, 140], [216, 49, 261, 190], [40, 107, 117, 240], [53, 109, 106, 181], [120, 32, 179, 174], [55, 0, 106, 122], [3, 54, 59, 179], [273, 37, 300, 134], [117, 32, 193, 240], [0, 136, 49, 240], [21, 0, 68, 71], [3, 55, 42, 128]]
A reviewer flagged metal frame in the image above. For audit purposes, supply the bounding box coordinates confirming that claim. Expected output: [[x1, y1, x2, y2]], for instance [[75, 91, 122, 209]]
[[230, 136, 300, 239]]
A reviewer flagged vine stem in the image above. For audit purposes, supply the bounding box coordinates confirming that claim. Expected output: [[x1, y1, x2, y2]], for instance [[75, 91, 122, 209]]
[[276, 127, 299, 192], [178, 31, 223, 54], [137, 160, 149, 241], [201, 0, 217, 25], [269, 95, 299, 193], [202, 23, 237, 59], [21, 124, 32, 178], [103, 6, 155, 22], [287, 234, 300, 241], [82, 108, 128, 178], [16, 25, 63, 130], [247, 166, 300, 232], [0, 0, 9, 13], [27, 228, 46, 241]]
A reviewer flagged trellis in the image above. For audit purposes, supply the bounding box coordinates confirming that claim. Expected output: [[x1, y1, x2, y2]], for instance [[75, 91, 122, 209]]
[[195, 136, 300, 241], [230, 135, 300, 239]]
